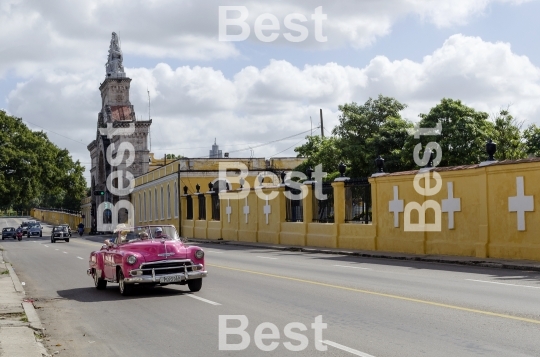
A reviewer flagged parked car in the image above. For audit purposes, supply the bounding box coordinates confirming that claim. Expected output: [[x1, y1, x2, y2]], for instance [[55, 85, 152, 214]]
[[87, 225, 207, 296], [27, 224, 42, 238], [2, 227, 16, 240], [51, 225, 70, 243]]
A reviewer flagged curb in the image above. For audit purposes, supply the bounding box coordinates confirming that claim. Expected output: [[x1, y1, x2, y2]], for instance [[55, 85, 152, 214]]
[[187, 238, 540, 272], [0, 245, 50, 356]]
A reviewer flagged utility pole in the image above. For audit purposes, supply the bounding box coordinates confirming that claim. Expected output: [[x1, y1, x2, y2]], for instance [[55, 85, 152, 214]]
[[320, 109, 324, 137]]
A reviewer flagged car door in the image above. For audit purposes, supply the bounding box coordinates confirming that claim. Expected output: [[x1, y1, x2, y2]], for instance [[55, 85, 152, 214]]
[[103, 233, 119, 280]]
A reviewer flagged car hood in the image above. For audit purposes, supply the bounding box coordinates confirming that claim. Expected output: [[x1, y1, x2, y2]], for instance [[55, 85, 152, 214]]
[[119, 240, 188, 261]]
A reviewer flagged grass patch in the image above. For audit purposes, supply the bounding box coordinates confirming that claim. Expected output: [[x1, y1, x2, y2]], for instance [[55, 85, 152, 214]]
[[20, 316, 29, 322], [0, 269, 9, 275]]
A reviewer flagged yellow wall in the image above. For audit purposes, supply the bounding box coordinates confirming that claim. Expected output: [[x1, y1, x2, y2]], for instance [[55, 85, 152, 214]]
[[32, 209, 82, 230], [76, 156, 540, 262]]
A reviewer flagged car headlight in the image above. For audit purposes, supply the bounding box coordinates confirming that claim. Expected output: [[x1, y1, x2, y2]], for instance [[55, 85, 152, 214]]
[[127, 255, 137, 265], [195, 250, 204, 259]]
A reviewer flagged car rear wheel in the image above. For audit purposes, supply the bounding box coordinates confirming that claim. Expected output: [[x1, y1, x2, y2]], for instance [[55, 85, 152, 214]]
[[118, 270, 133, 296], [188, 278, 202, 292], [93, 270, 107, 290]]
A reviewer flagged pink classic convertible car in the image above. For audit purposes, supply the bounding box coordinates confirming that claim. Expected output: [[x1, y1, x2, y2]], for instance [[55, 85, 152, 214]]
[[87, 225, 207, 295]]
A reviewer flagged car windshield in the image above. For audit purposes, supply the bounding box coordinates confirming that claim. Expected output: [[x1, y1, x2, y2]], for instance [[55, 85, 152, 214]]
[[3, 228, 15, 232], [116, 226, 180, 244], [53, 227, 66, 232]]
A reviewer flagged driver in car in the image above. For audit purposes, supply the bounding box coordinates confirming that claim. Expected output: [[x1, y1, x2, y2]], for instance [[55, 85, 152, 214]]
[[154, 227, 166, 238]]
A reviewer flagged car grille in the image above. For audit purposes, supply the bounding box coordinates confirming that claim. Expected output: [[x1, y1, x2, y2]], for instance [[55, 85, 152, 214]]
[[139, 260, 193, 275]]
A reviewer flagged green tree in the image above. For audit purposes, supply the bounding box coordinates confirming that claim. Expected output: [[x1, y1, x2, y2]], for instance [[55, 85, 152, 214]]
[[165, 154, 185, 160], [403, 98, 493, 168], [0, 111, 86, 211], [490, 109, 526, 161], [332, 95, 413, 177], [294, 135, 343, 180], [523, 124, 540, 157]]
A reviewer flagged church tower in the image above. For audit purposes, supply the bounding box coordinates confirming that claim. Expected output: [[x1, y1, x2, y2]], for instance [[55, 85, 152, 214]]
[[87, 32, 152, 233]]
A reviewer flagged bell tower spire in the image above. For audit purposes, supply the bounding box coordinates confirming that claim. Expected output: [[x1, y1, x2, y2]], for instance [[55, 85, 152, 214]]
[[106, 32, 125, 78]]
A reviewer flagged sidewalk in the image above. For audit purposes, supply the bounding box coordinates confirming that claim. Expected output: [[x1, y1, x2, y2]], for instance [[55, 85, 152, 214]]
[[187, 238, 540, 272], [0, 245, 49, 357]]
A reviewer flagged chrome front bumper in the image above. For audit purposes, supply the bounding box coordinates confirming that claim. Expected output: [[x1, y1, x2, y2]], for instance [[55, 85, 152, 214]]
[[86, 267, 207, 284], [124, 270, 207, 284]]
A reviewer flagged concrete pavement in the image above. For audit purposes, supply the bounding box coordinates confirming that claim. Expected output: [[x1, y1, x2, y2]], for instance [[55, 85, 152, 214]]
[[0, 244, 49, 357]]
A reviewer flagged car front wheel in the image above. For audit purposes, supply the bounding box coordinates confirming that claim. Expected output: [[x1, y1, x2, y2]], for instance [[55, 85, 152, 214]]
[[118, 270, 133, 296], [188, 278, 202, 292], [65, 238, 70, 243], [93, 270, 107, 290], [51, 237, 55, 243]]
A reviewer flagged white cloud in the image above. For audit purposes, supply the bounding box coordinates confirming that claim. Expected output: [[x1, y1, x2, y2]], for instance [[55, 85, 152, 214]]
[[0, 0, 531, 79]]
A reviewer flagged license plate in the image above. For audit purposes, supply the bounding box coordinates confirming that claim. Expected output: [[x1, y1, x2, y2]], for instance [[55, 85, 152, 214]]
[[159, 275, 184, 283]]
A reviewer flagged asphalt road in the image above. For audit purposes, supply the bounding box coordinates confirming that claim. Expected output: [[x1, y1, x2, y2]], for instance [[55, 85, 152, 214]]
[[1, 217, 540, 357]]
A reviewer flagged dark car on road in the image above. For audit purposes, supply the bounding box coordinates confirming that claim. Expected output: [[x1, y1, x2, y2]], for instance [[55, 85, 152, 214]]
[[2, 227, 16, 240], [27, 223, 43, 238], [51, 225, 70, 243]]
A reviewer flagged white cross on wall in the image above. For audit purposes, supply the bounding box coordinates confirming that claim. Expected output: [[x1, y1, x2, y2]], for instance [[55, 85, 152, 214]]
[[243, 198, 250, 224], [225, 199, 232, 223], [508, 176, 534, 231], [389, 186, 404, 228], [263, 195, 272, 225], [442, 182, 461, 230]]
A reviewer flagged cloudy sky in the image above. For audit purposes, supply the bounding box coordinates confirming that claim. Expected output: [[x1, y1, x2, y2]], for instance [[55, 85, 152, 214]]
[[1, 0, 540, 185]]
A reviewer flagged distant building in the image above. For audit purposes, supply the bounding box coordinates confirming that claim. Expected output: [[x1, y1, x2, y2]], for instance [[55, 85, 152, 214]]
[[209, 139, 223, 158]]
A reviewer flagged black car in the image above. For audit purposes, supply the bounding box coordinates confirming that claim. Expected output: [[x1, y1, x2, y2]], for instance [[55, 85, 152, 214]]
[[2, 227, 16, 240], [51, 225, 70, 243]]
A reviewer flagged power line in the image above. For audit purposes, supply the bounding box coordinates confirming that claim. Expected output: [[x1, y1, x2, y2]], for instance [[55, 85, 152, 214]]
[[269, 138, 307, 158], [23, 120, 88, 146]]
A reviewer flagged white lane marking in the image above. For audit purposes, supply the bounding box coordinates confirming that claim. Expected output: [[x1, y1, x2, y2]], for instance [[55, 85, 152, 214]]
[[63, 251, 68, 254], [333, 265, 372, 270], [77, 257, 84, 260], [44, 245, 49, 248], [257, 256, 278, 260], [322, 340, 376, 356], [55, 249, 59, 251], [466, 279, 540, 289], [186, 294, 221, 306], [207, 251, 224, 254]]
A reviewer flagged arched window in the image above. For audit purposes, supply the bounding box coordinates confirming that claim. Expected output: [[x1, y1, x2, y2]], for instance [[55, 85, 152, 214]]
[[174, 182, 178, 217], [155, 188, 159, 219], [143, 192, 147, 221], [149, 190, 152, 221], [167, 184, 171, 219], [161, 187, 164, 219]]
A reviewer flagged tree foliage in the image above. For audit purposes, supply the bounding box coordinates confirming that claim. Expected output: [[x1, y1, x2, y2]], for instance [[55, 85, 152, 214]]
[[523, 124, 540, 157], [402, 98, 493, 168], [332, 95, 413, 177], [490, 109, 526, 161], [0, 111, 86, 211], [294, 135, 343, 179]]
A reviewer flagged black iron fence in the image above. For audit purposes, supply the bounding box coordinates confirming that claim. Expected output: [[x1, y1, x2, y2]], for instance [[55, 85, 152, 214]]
[[345, 179, 372, 224], [198, 194, 206, 220], [211, 193, 220, 221], [312, 183, 334, 223], [285, 186, 303, 222], [186, 195, 193, 220]]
